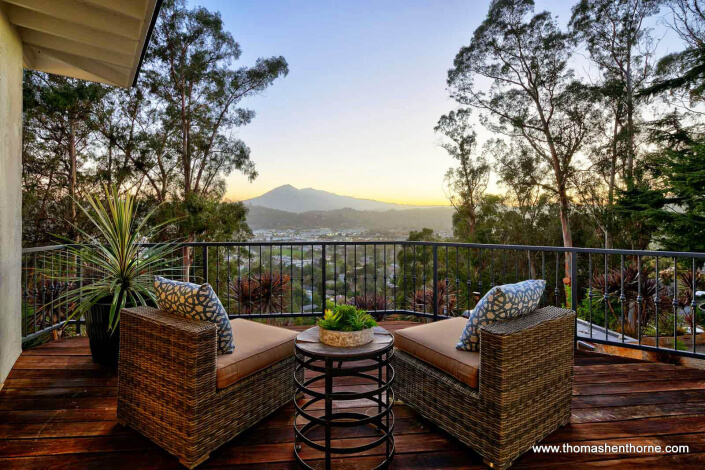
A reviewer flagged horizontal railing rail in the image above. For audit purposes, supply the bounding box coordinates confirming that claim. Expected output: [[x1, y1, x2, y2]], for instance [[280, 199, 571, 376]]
[[21, 241, 705, 359]]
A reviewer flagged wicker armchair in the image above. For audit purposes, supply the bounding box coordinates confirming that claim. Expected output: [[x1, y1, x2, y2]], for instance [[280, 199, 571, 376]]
[[392, 306, 575, 469], [117, 306, 300, 468]]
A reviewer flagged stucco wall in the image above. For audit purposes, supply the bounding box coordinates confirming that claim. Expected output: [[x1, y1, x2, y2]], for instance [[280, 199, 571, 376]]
[[0, 8, 23, 387]]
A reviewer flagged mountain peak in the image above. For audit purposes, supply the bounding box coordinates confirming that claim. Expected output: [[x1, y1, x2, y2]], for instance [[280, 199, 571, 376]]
[[244, 185, 432, 213]]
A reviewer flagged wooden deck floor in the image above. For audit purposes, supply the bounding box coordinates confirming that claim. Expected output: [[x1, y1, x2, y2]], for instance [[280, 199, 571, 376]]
[[2, 321, 705, 469]]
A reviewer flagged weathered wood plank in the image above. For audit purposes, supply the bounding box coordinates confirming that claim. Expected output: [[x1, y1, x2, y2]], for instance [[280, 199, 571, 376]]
[[31, 338, 90, 349], [209, 433, 462, 465], [2, 377, 118, 388], [544, 416, 705, 443], [574, 368, 705, 384], [573, 363, 683, 375], [7, 368, 117, 379], [0, 408, 117, 424], [22, 348, 92, 356], [573, 389, 705, 409], [11, 356, 104, 370], [0, 421, 129, 439], [572, 402, 705, 424], [0, 386, 117, 399], [0, 397, 117, 411], [574, 379, 705, 396]]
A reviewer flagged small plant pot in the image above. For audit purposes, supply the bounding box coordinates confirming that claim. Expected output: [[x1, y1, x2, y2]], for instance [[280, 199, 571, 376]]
[[319, 327, 374, 348]]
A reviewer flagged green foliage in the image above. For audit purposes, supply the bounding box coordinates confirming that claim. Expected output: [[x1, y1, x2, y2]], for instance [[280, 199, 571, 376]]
[[51, 185, 180, 331], [22, 72, 109, 245], [317, 304, 377, 332], [576, 295, 617, 331], [625, 114, 705, 252], [152, 193, 252, 243]]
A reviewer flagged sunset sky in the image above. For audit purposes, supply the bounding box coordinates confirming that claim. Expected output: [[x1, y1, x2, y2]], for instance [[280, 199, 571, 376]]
[[193, 0, 682, 206]]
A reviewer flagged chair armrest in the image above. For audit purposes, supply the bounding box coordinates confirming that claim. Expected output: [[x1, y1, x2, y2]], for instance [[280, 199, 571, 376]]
[[118, 306, 218, 400], [478, 306, 575, 403]]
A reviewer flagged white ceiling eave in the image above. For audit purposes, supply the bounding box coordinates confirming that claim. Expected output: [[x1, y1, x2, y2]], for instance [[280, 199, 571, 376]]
[[2, 0, 162, 88]]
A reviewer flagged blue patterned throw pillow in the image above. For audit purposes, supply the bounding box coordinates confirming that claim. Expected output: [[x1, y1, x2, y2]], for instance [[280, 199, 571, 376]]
[[456, 279, 545, 352], [154, 276, 234, 354]]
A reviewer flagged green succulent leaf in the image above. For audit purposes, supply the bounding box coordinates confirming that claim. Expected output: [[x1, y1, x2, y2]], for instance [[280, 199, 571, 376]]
[[317, 304, 377, 332]]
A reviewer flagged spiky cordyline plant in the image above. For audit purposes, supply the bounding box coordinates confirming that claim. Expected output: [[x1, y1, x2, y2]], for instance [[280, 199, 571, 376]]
[[228, 273, 291, 314], [52, 185, 180, 331], [407, 280, 457, 315], [348, 294, 389, 320]]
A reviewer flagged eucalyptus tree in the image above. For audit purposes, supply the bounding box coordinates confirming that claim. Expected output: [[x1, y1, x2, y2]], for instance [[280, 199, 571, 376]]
[[139, 0, 289, 274], [22, 72, 107, 243], [435, 109, 490, 238], [646, 0, 705, 106], [143, 0, 288, 203], [447, 0, 600, 275], [92, 87, 146, 189], [571, 0, 659, 193]]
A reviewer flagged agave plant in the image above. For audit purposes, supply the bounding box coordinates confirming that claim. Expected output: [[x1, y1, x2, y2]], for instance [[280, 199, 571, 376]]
[[407, 280, 457, 315], [52, 185, 180, 332]]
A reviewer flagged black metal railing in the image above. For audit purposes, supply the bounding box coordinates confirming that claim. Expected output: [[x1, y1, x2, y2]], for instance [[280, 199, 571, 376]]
[[21, 241, 705, 359]]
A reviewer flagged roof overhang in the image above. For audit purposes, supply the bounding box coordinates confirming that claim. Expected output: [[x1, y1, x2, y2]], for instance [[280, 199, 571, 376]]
[[1, 0, 163, 88]]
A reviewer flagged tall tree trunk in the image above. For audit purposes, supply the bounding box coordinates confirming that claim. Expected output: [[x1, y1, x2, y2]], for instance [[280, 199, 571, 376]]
[[608, 114, 619, 207], [182, 244, 192, 281], [626, 55, 635, 189], [107, 143, 113, 184], [468, 209, 476, 236], [69, 118, 77, 239], [181, 89, 191, 197], [558, 187, 573, 279], [605, 112, 620, 250]]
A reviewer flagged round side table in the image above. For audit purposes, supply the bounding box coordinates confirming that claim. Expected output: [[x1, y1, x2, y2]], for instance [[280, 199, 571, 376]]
[[294, 326, 395, 470]]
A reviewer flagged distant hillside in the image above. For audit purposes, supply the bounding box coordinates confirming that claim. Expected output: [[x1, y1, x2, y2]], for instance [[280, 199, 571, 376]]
[[243, 184, 439, 213], [246, 205, 454, 233]]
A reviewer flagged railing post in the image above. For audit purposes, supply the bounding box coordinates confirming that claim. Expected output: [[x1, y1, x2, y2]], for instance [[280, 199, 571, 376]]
[[76, 252, 82, 335], [321, 244, 326, 312], [203, 245, 209, 285], [570, 250, 578, 311], [432, 244, 438, 321], [571, 250, 578, 347]]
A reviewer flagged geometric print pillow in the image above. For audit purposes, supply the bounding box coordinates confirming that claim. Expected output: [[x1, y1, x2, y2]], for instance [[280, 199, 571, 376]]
[[456, 279, 545, 352], [154, 276, 234, 354]]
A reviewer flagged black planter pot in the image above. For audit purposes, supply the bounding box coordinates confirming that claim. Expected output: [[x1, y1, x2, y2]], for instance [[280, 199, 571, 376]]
[[85, 303, 121, 366]]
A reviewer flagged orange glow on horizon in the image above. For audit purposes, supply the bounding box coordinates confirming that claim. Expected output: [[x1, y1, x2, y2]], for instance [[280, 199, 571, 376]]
[[223, 187, 451, 208]]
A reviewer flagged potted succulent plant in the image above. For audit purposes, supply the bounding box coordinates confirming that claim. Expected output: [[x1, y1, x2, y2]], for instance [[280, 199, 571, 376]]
[[53, 185, 179, 366], [317, 304, 377, 347]]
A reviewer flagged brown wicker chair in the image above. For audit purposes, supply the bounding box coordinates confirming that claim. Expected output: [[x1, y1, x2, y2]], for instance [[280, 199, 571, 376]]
[[392, 306, 575, 469], [117, 306, 300, 468]]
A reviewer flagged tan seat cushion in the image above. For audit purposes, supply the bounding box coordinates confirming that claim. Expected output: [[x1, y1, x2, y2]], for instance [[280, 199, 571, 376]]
[[216, 319, 298, 389], [394, 317, 480, 388]]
